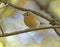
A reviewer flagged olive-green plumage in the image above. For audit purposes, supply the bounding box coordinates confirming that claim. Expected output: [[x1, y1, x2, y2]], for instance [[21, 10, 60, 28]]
[[24, 11, 40, 28]]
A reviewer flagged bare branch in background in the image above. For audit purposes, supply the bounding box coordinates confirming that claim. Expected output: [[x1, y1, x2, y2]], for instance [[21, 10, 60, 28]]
[[33, 0, 60, 37], [0, 25, 60, 37], [0, 0, 54, 23], [0, 25, 5, 36]]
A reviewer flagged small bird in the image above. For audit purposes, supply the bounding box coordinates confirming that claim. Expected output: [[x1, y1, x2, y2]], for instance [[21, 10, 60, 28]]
[[24, 11, 41, 28], [24, 11, 44, 41]]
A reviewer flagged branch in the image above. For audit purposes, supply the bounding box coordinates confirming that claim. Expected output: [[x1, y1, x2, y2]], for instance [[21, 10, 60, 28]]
[[34, 0, 59, 24], [0, 0, 54, 23], [0, 25, 4, 36], [33, 0, 60, 36], [0, 25, 60, 37]]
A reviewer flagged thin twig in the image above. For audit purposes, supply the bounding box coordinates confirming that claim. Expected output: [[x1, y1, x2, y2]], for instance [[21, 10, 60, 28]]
[[0, 25, 5, 36], [0, 25, 60, 37]]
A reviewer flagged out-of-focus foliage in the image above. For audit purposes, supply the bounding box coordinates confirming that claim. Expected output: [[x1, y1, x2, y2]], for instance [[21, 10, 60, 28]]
[[25, 43, 44, 47], [0, 42, 3, 47], [34, 0, 50, 7], [0, 0, 29, 18], [48, 0, 60, 35], [0, 0, 29, 47], [48, 0, 60, 22]]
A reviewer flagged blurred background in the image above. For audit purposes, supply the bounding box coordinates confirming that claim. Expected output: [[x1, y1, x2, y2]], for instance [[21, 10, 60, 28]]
[[0, 0, 60, 47]]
